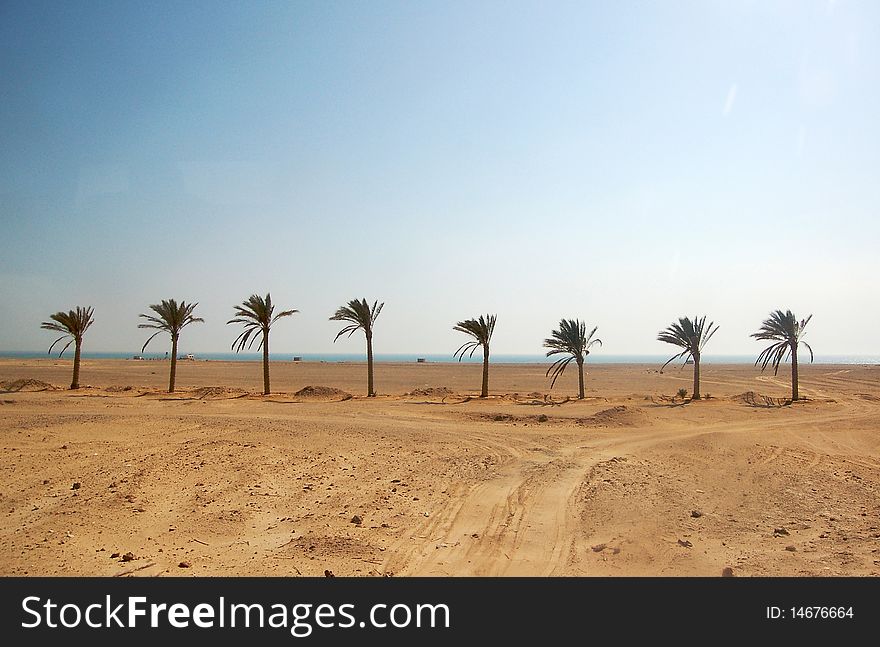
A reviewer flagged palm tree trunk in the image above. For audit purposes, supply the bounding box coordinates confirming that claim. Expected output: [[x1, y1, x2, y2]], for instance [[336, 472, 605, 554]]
[[791, 343, 799, 401], [366, 334, 374, 397], [169, 334, 178, 393], [71, 337, 82, 390], [577, 358, 585, 400], [263, 328, 270, 395], [481, 346, 489, 398], [692, 353, 701, 400]]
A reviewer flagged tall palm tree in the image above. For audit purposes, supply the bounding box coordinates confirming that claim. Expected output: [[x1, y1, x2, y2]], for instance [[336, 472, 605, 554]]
[[751, 309, 813, 401], [41, 306, 95, 390], [330, 298, 384, 397], [138, 299, 203, 393], [657, 315, 719, 400], [453, 314, 496, 398], [543, 319, 602, 399], [228, 293, 298, 395]]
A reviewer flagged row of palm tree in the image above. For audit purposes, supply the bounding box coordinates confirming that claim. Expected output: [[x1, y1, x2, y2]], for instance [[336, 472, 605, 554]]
[[133, 295, 384, 396], [40, 302, 814, 402], [39, 294, 382, 396]]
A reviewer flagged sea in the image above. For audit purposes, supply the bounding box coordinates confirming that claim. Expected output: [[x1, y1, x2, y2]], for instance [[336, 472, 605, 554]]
[[1, 351, 878, 365]]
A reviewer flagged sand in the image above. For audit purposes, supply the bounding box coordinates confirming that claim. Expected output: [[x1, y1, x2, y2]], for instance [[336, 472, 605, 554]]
[[1, 357, 878, 577]]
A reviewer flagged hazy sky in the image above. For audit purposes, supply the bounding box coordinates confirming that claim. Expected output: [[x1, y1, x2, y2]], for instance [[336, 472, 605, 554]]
[[1, 0, 877, 356]]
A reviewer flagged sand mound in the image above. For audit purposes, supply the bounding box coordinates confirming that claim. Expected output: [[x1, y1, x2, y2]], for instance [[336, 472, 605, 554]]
[[191, 386, 248, 399], [105, 385, 135, 393], [0, 378, 60, 392], [406, 386, 454, 397], [732, 391, 790, 407], [577, 405, 645, 428], [294, 385, 353, 401]]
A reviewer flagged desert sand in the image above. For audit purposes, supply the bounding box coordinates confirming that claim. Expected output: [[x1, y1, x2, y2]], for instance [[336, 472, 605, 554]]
[[1, 357, 878, 577]]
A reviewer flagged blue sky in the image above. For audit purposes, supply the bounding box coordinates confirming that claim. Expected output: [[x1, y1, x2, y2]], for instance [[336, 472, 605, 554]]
[[1, 0, 877, 356]]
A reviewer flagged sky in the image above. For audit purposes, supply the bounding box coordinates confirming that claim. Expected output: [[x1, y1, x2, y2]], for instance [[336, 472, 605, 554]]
[[1, 0, 878, 356]]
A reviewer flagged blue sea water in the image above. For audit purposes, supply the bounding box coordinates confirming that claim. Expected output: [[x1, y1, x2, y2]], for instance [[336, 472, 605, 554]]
[[1, 351, 878, 365]]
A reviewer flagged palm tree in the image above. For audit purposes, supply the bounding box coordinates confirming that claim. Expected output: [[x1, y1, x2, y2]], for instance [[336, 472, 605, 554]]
[[41, 306, 95, 389], [330, 299, 384, 397], [657, 315, 719, 400], [543, 319, 602, 399], [138, 299, 203, 393], [228, 293, 298, 395], [453, 314, 496, 398], [751, 309, 813, 401]]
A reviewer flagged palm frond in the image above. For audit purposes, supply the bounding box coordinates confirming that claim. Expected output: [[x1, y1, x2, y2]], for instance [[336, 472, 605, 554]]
[[801, 341, 814, 362], [546, 355, 575, 388], [47, 335, 67, 355], [333, 323, 362, 342], [272, 309, 299, 324], [660, 349, 691, 372], [231, 325, 263, 352], [585, 326, 602, 353], [140, 330, 162, 353], [755, 339, 790, 375], [137, 315, 167, 330], [453, 339, 482, 360], [41, 322, 68, 334]]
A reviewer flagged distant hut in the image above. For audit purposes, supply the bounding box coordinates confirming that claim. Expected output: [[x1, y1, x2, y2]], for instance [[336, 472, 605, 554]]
[[416, 358, 427, 363]]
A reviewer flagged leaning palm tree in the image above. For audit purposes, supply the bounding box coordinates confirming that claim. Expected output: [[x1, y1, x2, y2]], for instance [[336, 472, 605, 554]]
[[41, 306, 95, 389], [657, 315, 719, 400], [330, 299, 384, 397], [228, 293, 298, 395], [453, 314, 496, 398], [751, 309, 813, 401], [543, 319, 602, 399], [138, 299, 203, 393]]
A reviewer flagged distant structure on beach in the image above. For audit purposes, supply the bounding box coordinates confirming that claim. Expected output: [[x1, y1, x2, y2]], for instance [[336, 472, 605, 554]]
[[293, 356, 302, 362], [416, 358, 427, 363]]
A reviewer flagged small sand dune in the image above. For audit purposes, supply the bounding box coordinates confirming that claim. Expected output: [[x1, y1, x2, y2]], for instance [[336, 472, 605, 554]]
[[0, 378, 59, 392], [190, 386, 249, 399], [294, 385, 353, 401], [577, 405, 647, 428]]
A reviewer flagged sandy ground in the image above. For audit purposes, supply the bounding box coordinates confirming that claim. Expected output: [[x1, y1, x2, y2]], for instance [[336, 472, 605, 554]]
[[1, 357, 879, 577]]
